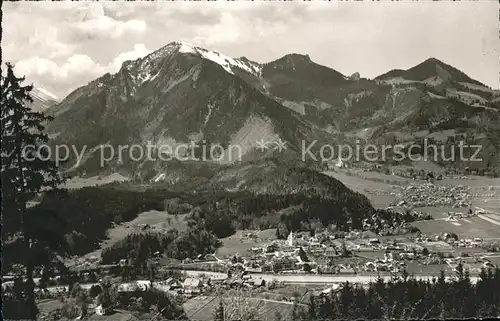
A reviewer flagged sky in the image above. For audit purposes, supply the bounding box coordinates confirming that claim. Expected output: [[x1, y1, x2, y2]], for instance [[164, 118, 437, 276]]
[[3, 1, 499, 99]]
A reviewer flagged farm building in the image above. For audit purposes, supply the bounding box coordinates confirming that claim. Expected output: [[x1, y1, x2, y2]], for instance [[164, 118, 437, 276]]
[[183, 278, 203, 289]]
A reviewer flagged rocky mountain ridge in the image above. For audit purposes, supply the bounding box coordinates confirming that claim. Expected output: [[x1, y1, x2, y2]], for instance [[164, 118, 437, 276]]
[[30, 87, 60, 112], [45, 41, 500, 177]]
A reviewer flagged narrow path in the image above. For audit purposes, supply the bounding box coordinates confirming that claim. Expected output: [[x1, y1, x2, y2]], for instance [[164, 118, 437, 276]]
[[245, 297, 307, 306], [478, 214, 500, 227]]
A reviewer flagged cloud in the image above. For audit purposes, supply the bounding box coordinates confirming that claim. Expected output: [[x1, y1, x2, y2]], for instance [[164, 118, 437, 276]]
[[73, 16, 147, 40], [189, 7, 291, 47], [193, 12, 241, 46], [3, 9, 74, 61], [4, 1, 499, 98], [15, 55, 104, 82], [70, 3, 147, 40], [14, 43, 151, 95], [108, 44, 152, 73], [14, 55, 105, 94]]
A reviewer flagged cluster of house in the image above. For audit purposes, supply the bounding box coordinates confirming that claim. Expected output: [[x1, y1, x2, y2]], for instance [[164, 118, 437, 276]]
[[115, 272, 267, 299], [116, 277, 206, 297], [443, 256, 496, 273], [447, 211, 478, 219], [222, 232, 432, 275], [449, 238, 484, 248], [445, 208, 486, 221], [230, 233, 377, 275], [352, 238, 414, 253], [53, 278, 213, 317], [177, 233, 333, 275], [415, 232, 484, 249], [324, 156, 349, 170], [223, 273, 266, 289], [89, 273, 268, 317], [66, 255, 101, 272], [363, 252, 406, 273], [391, 183, 472, 208], [178, 230, 492, 278], [233, 247, 319, 274]]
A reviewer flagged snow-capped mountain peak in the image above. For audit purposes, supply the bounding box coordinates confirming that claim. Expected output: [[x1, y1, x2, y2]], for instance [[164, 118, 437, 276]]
[[32, 87, 60, 104], [175, 40, 198, 54], [148, 41, 262, 77], [29, 87, 60, 112]]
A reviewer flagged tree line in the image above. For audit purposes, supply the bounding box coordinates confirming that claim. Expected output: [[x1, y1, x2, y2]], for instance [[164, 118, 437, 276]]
[[294, 265, 500, 320], [101, 229, 221, 266]]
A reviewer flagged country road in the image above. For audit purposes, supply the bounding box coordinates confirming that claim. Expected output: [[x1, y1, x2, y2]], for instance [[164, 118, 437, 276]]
[[478, 214, 500, 226]]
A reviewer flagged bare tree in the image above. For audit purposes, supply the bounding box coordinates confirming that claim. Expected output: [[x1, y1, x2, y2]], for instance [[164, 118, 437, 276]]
[[224, 289, 265, 321]]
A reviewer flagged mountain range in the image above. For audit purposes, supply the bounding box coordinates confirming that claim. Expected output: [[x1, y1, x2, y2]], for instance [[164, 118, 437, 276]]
[[44, 41, 500, 178], [29, 87, 60, 112]]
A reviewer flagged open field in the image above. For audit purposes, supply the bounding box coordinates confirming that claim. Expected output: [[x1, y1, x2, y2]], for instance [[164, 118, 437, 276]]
[[404, 262, 455, 275], [260, 284, 319, 301], [404, 261, 488, 275], [413, 207, 460, 219], [328, 168, 499, 238], [323, 170, 400, 208], [437, 176, 500, 188], [389, 130, 459, 146], [412, 215, 500, 239], [438, 176, 500, 207], [323, 170, 404, 190], [37, 298, 67, 315], [438, 176, 500, 212], [351, 170, 412, 184], [86, 310, 138, 321], [122, 210, 189, 230], [216, 229, 277, 258], [183, 295, 299, 321], [82, 211, 189, 259], [37, 299, 138, 321], [62, 173, 129, 189], [471, 195, 500, 213], [486, 256, 500, 266], [366, 194, 399, 209]]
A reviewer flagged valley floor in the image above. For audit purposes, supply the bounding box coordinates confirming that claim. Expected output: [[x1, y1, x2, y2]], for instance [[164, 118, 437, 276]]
[[31, 167, 500, 320]]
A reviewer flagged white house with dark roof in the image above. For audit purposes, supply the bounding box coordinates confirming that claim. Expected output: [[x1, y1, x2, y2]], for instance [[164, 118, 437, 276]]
[[183, 277, 203, 289]]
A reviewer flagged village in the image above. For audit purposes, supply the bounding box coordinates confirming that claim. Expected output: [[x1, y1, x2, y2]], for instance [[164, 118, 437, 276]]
[[26, 218, 500, 318], [5, 155, 500, 320], [5, 167, 499, 320], [175, 222, 496, 276]]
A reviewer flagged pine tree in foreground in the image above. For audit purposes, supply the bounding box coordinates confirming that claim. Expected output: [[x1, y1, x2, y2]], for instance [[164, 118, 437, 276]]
[[305, 268, 500, 320], [214, 299, 225, 321], [1, 62, 66, 320]]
